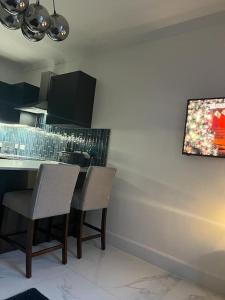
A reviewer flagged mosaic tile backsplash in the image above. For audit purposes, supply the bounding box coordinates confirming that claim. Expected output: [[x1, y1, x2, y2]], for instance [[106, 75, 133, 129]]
[[0, 123, 110, 166]]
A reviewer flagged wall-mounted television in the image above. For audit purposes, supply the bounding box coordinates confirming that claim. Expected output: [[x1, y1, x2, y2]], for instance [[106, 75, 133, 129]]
[[183, 98, 225, 158]]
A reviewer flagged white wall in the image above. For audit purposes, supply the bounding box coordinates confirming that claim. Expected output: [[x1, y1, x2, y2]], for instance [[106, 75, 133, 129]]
[[21, 55, 86, 86], [22, 15, 225, 293], [0, 57, 22, 83]]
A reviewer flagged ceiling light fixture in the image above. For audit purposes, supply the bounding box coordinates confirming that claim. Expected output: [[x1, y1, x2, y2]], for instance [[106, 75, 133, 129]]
[[0, 0, 69, 42], [47, 0, 69, 41]]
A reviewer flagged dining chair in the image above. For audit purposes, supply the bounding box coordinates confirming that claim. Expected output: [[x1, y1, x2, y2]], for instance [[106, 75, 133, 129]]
[[71, 166, 117, 259], [0, 163, 80, 278]]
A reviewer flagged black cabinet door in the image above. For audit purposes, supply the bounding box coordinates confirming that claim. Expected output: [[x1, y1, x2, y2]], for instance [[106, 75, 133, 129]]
[[0, 82, 19, 122], [0, 101, 20, 123], [12, 83, 39, 106], [0, 82, 39, 123], [46, 71, 96, 127]]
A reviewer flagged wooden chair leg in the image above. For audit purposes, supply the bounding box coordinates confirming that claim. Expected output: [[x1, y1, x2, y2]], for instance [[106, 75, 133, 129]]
[[33, 220, 39, 246], [62, 214, 69, 265], [26, 219, 34, 279], [0, 205, 5, 235], [83, 211, 86, 223], [77, 211, 84, 259], [101, 208, 107, 250], [47, 217, 54, 242]]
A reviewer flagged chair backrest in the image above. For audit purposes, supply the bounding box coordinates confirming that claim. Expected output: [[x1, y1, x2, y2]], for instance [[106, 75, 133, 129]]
[[31, 164, 80, 220], [80, 166, 117, 211]]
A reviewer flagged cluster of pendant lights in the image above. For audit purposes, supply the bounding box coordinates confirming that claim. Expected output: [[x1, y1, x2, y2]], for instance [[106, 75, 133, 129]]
[[0, 0, 69, 42]]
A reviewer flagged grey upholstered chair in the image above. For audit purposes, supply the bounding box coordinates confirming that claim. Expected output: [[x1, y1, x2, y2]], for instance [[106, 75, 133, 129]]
[[71, 166, 117, 259], [0, 164, 80, 278]]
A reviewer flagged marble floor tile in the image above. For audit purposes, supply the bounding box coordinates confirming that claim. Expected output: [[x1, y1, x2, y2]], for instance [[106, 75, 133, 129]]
[[162, 280, 225, 300], [33, 268, 118, 300], [66, 238, 181, 299], [0, 238, 224, 300], [67, 237, 167, 286], [105, 273, 180, 300]]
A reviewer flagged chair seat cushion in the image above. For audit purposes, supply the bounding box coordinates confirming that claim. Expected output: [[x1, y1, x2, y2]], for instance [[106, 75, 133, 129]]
[[3, 190, 33, 219]]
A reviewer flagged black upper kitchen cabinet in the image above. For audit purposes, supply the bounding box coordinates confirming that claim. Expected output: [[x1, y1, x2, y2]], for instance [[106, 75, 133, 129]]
[[46, 71, 96, 127], [0, 101, 20, 123], [0, 81, 39, 123], [0, 82, 39, 106], [0, 81, 19, 122], [0, 82, 13, 102], [12, 83, 39, 106]]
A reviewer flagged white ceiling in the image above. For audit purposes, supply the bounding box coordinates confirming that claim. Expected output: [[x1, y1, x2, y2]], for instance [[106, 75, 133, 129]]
[[1, 0, 225, 69]]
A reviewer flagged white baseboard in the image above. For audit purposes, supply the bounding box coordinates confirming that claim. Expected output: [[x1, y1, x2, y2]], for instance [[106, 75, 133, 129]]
[[107, 231, 225, 295]]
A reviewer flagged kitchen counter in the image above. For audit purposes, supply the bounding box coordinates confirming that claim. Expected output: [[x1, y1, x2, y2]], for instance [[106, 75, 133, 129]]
[[0, 153, 46, 161], [0, 159, 58, 171], [0, 159, 88, 172]]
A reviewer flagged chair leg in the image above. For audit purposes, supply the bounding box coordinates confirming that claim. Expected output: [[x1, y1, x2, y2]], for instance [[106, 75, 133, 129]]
[[83, 211, 86, 223], [77, 211, 84, 259], [0, 205, 5, 235], [47, 217, 54, 242], [101, 208, 107, 250], [33, 220, 39, 246], [26, 219, 34, 279], [62, 214, 69, 265]]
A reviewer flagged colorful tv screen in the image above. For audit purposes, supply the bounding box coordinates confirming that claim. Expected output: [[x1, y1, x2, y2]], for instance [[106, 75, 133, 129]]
[[183, 98, 225, 157]]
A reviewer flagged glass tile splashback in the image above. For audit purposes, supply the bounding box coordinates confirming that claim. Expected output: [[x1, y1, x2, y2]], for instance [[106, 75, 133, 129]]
[[0, 123, 110, 166]]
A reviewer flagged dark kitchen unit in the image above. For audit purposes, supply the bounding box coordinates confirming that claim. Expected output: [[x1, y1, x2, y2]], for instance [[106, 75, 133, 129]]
[[47, 71, 96, 127], [0, 70, 96, 129], [0, 69, 108, 169], [16, 70, 97, 128], [0, 81, 39, 123]]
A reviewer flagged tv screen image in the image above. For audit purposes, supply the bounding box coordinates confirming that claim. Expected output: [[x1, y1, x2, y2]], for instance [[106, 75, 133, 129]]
[[183, 98, 225, 157]]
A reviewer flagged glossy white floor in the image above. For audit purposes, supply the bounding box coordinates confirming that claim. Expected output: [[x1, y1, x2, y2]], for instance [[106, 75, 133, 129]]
[[0, 237, 224, 300]]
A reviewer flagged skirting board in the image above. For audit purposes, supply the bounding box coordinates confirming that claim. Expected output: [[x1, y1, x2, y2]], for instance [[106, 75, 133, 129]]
[[107, 231, 225, 295]]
